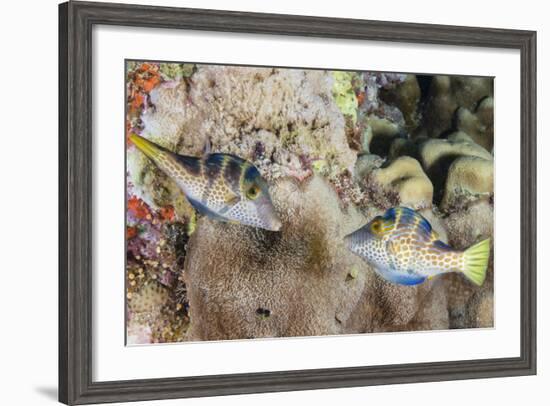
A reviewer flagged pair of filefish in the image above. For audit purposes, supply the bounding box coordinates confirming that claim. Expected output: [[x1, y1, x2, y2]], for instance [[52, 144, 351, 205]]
[[130, 134, 490, 287]]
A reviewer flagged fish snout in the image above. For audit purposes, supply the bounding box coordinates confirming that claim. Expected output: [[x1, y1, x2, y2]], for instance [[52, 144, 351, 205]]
[[129, 133, 164, 161], [263, 206, 282, 231], [257, 199, 283, 231], [269, 216, 282, 232]]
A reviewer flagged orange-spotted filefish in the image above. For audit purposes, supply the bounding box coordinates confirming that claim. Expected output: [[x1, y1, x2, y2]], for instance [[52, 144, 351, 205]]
[[344, 207, 490, 286], [129, 134, 282, 231]]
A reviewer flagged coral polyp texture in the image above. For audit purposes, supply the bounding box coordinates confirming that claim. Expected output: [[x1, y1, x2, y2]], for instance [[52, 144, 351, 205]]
[[125, 62, 494, 344]]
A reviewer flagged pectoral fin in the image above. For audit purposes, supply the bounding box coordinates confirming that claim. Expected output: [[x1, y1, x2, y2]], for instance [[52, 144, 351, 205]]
[[224, 191, 240, 205]]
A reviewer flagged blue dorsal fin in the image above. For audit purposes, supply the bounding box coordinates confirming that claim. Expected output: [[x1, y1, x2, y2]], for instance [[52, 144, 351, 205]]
[[382, 207, 398, 221], [205, 153, 226, 165], [202, 153, 230, 181], [393, 207, 437, 241], [415, 213, 434, 239]]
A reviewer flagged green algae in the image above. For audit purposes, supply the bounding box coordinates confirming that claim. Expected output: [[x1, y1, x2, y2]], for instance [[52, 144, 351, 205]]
[[332, 71, 359, 125]]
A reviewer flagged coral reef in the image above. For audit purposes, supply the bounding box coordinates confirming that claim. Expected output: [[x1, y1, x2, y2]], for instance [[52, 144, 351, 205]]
[[369, 156, 433, 210], [417, 75, 493, 140], [441, 155, 493, 211], [379, 74, 421, 133], [125, 62, 494, 343], [418, 132, 493, 205], [455, 97, 494, 152], [356, 73, 408, 156]]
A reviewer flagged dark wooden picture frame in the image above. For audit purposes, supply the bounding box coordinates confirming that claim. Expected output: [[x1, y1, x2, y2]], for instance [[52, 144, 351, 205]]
[[59, 1, 537, 404]]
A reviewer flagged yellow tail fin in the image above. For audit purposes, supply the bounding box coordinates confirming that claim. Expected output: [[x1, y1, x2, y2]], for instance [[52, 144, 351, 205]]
[[462, 238, 491, 286]]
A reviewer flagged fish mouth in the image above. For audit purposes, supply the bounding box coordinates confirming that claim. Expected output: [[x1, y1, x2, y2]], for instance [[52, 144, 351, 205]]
[[129, 133, 164, 161], [267, 217, 282, 232], [255, 197, 283, 231], [258, 210, 282, 231]]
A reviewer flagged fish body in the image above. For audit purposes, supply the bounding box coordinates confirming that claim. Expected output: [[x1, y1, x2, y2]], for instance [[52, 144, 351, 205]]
[[129, 134, 282, 231], [344, 207, 490, 286]]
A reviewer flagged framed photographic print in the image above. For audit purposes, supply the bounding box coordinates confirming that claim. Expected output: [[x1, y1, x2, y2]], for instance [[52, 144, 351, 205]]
[[59, 1, 537, 404]]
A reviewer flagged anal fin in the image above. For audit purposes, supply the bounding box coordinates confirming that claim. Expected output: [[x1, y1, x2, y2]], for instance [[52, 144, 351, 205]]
[[377, 267, 426, 286]]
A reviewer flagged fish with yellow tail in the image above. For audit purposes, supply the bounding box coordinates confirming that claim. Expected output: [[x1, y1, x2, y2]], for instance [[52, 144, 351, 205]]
[[129, 134, 282, 231], [344, 207, 490, 286]]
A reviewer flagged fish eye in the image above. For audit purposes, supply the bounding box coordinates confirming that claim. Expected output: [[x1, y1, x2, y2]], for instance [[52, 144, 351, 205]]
[[370, 219, 383, 235], [246, 185, 261, 200]]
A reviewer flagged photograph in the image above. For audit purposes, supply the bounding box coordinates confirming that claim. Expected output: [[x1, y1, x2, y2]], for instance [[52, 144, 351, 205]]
[[0, 0, 544, 404], [124, 61, 494, 344]]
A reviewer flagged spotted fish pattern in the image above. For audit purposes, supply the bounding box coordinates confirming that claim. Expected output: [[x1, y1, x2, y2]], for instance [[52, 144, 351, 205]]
[[344, 207, 490, 286], [129, 134, 282, 231]]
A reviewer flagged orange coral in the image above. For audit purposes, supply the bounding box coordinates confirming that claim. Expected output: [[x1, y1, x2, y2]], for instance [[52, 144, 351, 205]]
[[133, 63, 161, 92], [131, 92, 144, 111], [127, 63, 162, 120], [126, 226, 139, 239], [159, 205, 175, 222], [128, 195, 152, 220]]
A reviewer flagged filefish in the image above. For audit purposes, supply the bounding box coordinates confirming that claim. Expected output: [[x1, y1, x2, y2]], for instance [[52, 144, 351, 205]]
[[344, 207, 490, 286], [129, 134, 282, 231]]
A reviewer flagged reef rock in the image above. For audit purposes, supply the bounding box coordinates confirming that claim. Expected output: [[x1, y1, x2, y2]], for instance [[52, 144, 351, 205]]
[[357, 73, 408, 156], [404, 281, 450, 331], [183, 175, 369, 340], [379, 74, 421, 133], [388, 136, 423, 161], [418, 132, 493, 202], [440, 156, 494, 211], [370, 156, 433, 209], [443, 201, 494, 328], [345, 274, 449, 333], [419, 75, 493, 139], [126, 281, 175, 345], [353, 153, 384, 182], [455, 96, 494, 152], [362, 115, 404, 156]]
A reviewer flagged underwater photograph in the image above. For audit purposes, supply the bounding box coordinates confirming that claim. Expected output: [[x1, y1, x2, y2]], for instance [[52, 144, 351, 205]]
[[125, 61, 494, 344]]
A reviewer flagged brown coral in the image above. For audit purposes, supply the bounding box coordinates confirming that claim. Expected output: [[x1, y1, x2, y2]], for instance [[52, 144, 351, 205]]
[[418, 75, 493, 139], [183, 176, 369, 340], [455, 96, 494, 151], [419, 133, 493, 203], [440, 156, 494, 211], [371, 156, 433, 210]]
